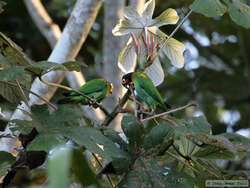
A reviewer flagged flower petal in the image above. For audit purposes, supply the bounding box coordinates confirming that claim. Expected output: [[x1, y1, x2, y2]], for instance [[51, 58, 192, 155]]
[[142, 0, 155, 20], [148, 27, 185, 68], [144, 56, 164, 86], [151, 8, 179, 27], [124, 7, 141, 20], [162, 38, 185, 68], [112, 19, 139, 36], [118, 38, 137, 73]]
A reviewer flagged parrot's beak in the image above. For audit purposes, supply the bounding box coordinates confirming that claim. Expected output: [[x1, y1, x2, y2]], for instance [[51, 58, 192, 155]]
[[122, 79, 129, 89], [109, 83, 113, 94]]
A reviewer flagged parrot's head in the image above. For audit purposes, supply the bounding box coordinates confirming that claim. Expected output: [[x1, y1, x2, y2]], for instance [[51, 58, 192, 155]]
[[108, 82, 113, 94], [122, 72, 133, 89]]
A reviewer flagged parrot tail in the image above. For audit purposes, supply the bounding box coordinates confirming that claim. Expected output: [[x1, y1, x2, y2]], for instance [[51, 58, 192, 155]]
[[159, 101, 171, 112], [164, 101, 171, 110], [163, 100, 174, 116]]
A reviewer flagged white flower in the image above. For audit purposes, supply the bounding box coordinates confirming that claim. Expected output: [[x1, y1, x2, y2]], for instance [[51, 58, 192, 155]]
[[112, 0, 185, 86]]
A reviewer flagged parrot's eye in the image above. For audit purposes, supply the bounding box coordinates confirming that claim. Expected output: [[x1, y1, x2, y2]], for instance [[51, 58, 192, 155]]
[[122, 79, 126, 85]]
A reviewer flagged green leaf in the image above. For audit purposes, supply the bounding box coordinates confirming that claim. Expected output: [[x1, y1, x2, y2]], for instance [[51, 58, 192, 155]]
[[0, 32, 32, 103], [28, 134, 66, 152], [119, 157, 195, 188], [25, 61, 65, 77], [221, 132, 250, 144], [151, 8, 179, 27], [29, 105, 82, 133], [0, 32, 32, 66], [48, 147, 99, 188], [102, 128, 128, 150], [101, 156, 131, 175], [175, 116, 212, 136], [176, 136, 200, 157], [0, 75, 31, 103], [228, 0, 250, 29], [71, 149, 99, 187], [0, 66, 25, 81], [65, 127, 127, 161], [187, 134, 236, 159], [25, 60, 86, 77], [48, 147, 72, 188], [143, 123, 174, 149], [121, 115, 144, 152], [220, 133, 250, 157], [62, 60, 87, 71], [190, 0, 227, 17], [0, 151, 15, 176]]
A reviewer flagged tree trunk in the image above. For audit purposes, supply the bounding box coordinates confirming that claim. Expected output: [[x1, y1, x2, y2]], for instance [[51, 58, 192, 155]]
[[102, 0, 125, 130]]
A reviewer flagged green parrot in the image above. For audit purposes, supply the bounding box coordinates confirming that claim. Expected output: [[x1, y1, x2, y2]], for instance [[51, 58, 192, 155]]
[[122, 72, 167, 111], [58, 79, 113, 106]]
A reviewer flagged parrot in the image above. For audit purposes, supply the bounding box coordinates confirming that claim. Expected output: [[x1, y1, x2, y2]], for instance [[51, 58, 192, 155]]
[[58, 79, 113, 106], [122, 72, 168, 111]]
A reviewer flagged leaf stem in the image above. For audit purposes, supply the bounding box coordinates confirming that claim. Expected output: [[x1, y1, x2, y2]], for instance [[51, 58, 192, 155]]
[[15, 79, 30, 108], [0, 81, 57, 110], [141, 102, 196, 122], [168, 9, 193, 40], [92, 153, 115, 188]]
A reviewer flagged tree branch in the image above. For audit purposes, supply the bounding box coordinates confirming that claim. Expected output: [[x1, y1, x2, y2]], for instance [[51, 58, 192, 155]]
[[141, 102, 197, 122], [102, 0, 125, 130], [23, 0, 104, 120], [23, 0, 60, 47], [0, 0, 103, 152], [101, 90, 131, 127]]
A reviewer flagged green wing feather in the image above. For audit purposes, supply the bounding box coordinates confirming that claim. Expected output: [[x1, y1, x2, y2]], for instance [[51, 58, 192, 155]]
[[132, 72, 166, 110], [58, 79, 109, 104]]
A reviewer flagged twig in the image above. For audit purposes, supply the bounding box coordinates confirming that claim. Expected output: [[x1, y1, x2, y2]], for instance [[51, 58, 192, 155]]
[[15, 80, 30, 108], [92, 153, 115, 188], [166, 151, 200, 174], [40, 78, 110, 116], [159, 116, 178, 127], [0, 81, 57, 110], [101, 90, 131, 127], [156, 9, 193, 50], [141, 102, 196, 122], [168, 9, 193, 40]]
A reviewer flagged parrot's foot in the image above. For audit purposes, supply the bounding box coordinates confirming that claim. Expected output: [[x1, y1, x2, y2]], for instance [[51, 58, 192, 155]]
[[137, 108, 154, 120], [87, 97, 99, 108]]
